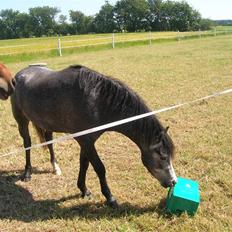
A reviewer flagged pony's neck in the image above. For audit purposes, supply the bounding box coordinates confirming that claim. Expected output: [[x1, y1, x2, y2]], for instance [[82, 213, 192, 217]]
[[115, 116, 162, 152]]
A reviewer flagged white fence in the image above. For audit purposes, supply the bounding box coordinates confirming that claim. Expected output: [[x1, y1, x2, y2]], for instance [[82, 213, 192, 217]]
[[0, 29, 231, 56]]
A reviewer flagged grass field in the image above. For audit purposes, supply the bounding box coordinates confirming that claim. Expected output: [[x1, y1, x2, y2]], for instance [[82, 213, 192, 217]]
[[0, 31, 200, 54], [1, 28, 232, 62], [0, 34, 232, 231]]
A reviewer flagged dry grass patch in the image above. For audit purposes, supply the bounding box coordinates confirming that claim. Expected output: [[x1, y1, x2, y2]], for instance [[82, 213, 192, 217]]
[[0, 35, 232, 231]]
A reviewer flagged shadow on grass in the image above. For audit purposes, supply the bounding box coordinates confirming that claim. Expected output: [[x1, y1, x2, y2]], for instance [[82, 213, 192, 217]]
[[0, 168, 172, 222]]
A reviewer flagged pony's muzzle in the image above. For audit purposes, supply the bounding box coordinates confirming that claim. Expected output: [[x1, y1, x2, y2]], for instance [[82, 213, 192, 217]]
[[161, 178, 177, 188], [171, 179, 177, 187]]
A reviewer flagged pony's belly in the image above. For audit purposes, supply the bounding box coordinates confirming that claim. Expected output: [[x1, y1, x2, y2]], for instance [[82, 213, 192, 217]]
[[27, 111, 93, 134], [37, 120, 82, 133], [21, 97, 92, 133]]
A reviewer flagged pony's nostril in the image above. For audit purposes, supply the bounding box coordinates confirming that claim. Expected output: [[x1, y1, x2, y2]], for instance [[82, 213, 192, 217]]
[[171, 179, 177, 187]]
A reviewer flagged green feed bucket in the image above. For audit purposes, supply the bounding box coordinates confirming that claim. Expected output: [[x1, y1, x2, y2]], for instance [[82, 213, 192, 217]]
[[166, 177, 200, 216]]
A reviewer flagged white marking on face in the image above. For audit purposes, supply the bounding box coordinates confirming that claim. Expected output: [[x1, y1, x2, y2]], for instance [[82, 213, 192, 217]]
[[169, 161, 177, 183], [152, 159, 177, 187]]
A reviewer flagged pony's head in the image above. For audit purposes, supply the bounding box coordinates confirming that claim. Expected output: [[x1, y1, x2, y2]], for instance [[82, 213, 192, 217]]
[[0, 63, 15, 100], [141, 127, 177, 188]]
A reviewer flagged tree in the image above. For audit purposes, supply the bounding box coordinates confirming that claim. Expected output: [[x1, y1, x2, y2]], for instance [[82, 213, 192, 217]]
[[0, 9, 19, 39], [147, 0, 163, 31], [59, 14, 67, 25], [69, 10, 92, 34], [0, 10, 33, 39], [0, 1, 205, 39], [94, 1, 116, 33], [189, 8, 202, 31], [199, 18, 214, 31], [114, 0, 149, 32], [159, 1, 201, 31], [0, 18, 7, 39], [56, 14, 70, 35], [83, 16, 95, 33], [15, 13, 32, 37], [29, 6, 60, 36]]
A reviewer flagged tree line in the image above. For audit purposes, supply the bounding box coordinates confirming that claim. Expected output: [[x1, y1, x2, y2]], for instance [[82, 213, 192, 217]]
[[215, 20, 232, 26], [0, 0, 215, 40]]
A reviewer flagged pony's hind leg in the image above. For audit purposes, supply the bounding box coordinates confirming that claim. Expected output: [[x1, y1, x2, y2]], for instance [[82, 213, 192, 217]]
[[18, 121, 32, 181], [77, 148, 91, 198], [44, 131, 62, 175]]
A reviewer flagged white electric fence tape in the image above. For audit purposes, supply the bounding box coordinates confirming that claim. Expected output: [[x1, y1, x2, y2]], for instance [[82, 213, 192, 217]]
[[1, 87, 232, 158]]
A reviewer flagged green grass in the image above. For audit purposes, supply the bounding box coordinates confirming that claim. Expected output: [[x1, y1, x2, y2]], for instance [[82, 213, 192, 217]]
[[215, 25, 232, 31], [1, 29, 232, 64], [0, 35, 232, 231]]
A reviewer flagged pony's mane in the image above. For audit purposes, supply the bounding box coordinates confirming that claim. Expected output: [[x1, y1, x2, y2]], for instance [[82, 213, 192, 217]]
[[70, 64, 151, 113], [69, 65, 174, 156]]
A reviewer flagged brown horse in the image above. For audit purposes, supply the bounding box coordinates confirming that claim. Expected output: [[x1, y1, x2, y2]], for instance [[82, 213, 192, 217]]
[[0, 63, 15, 100]]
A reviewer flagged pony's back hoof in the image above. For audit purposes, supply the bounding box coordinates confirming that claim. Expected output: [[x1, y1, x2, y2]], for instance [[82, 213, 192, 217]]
[[107, 199, 119, 209]]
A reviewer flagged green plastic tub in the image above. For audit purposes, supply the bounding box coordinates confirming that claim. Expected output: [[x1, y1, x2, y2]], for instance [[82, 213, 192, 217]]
[[166, 177, 200, 216]]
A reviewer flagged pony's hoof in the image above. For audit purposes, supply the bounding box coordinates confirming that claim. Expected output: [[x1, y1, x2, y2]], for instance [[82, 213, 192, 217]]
[[81, 190, 92, 198], [54, 169, 62, 176], [107, 199, 119, 209], [52, 163, 62, 176], [21, 175, 31, 182], [22, 167, 32, 182]]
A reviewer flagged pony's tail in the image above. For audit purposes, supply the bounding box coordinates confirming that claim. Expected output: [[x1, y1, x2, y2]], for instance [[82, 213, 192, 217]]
[[32, 123, 47, 150]]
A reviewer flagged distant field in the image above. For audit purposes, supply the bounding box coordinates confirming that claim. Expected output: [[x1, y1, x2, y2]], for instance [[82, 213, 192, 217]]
[[216, 25, 232, 31], [0, 28, 232, 60], [0, 35, 232, 231]]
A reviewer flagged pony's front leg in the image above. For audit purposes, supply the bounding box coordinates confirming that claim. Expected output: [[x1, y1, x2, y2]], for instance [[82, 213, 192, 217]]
[[87, 144, 118, 208], [77, 148, 91, 198]]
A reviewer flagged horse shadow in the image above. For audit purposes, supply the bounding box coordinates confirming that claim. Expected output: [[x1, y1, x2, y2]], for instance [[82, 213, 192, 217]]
[[0, 169, 172, 222]]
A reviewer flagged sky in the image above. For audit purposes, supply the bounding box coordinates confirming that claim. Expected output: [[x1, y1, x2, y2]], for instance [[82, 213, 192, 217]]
[[0, 0, 231, 20]]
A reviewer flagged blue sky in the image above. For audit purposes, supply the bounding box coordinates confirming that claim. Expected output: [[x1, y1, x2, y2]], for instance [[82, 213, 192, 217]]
[[0, 0, 231, 20]]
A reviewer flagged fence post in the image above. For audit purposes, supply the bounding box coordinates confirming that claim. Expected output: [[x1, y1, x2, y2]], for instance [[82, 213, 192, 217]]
[[58, 37, 62, 57], [112, 33, 115, 48], [199, 29, 202, 39], [149, 31, 152, 45], [214, 27, 217, 36], [177, 30, 180, 42]]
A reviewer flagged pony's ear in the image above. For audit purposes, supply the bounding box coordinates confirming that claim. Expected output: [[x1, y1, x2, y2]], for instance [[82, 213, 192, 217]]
[[164, 126, 169, 133], [160, 126, 169, 137], [154, 127, 170, 148]]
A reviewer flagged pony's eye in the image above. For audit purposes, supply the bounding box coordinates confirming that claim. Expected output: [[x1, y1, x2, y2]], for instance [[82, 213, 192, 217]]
[[160, 156, 167, 161], [160, 146, 167, 154]]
